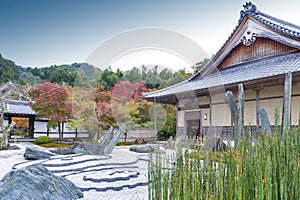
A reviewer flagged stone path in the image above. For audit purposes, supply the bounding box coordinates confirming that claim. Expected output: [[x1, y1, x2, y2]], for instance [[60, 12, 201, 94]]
[[2, 143, 149, 200]]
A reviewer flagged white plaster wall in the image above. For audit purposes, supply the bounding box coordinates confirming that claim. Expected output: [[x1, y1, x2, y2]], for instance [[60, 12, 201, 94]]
[[291, 96, 300, 125], [244, 101, 256, 126], [212, 103, 231, 126], [260, 98, 283, 125], [177, 111, 184, 127], [34, 121, 47, 132]]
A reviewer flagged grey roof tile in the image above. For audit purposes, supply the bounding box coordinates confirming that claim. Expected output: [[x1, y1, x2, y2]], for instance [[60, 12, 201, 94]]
[[191, 2, 300, 81], [2, 100, 36, 115], [142, 52, 300, 99]]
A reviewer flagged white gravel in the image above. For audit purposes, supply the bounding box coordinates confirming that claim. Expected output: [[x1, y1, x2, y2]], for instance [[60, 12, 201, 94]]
[[0, 143, 149, 200]]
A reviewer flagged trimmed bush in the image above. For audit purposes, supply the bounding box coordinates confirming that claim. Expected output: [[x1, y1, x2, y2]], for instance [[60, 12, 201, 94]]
[[36, 136, 53, 144]]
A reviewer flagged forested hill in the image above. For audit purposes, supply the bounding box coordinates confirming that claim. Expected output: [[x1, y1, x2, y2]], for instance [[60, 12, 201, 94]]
[[0, 54, 209, 90], [0, 54, 97, 86], [0, 54, 20, 83]]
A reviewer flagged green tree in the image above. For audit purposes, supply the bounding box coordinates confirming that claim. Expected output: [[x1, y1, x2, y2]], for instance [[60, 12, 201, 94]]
[[158, 105, 176, 140], [122, 67, 142, 83], [99, 69, 120, 90], [167, 71, 186, 86], [145, 66, 162, 89], [159, 68, 174, 87], [192, 58, 210, 73], [67, 87, 97, 137], [0, 54, 20, 83]]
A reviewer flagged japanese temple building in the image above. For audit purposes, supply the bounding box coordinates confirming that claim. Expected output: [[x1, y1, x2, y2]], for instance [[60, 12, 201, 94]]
[[1, 100, 82, 139], [142, 2, 300, 139], [3, 100, 36, 138]]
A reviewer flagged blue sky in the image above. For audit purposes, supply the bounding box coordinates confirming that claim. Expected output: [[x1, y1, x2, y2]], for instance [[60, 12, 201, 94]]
[[0, 0, 299, 70]]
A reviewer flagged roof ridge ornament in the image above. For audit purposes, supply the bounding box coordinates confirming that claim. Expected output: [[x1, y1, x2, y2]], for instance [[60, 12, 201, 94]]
[[240, 29, 259, 46], [239, 2, 258, 23]]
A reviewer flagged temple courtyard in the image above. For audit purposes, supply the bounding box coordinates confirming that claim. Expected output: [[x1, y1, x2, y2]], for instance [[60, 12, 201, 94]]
[[0, 143, 149, 200]]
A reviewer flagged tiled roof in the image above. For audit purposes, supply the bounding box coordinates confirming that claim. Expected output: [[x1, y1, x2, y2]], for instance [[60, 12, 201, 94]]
[[191, 2, 300, 80], [142, 52, 300, 99], [240, 2, 300, 39], [2, 100, 36, 115], [143, 2, 300, 101], [217, 2, 300, 60]]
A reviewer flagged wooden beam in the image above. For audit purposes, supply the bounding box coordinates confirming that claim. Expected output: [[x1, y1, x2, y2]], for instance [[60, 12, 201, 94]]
[[256, 90, 260, 136], [209, 96, 212, 129], [282, 72, 292, 135], [238, 84, 245, 137], [176, 105, 179, 137]]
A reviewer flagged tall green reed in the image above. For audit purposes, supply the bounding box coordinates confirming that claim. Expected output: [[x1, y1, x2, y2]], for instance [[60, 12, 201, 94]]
[[149, 118, 299, 199]]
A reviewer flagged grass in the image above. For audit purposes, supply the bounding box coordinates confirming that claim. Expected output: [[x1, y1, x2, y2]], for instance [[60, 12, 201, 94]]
[[116, 141, 147, 146], [149, 128, 299, 200], [34, 141, 74, 148], [35, 140, 145, 148]]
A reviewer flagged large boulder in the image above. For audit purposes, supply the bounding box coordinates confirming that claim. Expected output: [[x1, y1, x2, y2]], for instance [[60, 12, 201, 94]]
[[129, 145, 150, 153], [50, 142, 98, 155], [49, 148, 74, 155], [24, 147, 55, 160], [0, 164, 83, 200]]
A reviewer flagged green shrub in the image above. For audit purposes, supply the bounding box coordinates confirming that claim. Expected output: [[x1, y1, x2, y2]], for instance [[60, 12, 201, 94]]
[[36, 136, 53, 144]]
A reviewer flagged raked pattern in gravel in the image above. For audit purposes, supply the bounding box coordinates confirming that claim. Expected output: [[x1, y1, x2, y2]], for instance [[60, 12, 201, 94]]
[[5, 145, 149, 200]]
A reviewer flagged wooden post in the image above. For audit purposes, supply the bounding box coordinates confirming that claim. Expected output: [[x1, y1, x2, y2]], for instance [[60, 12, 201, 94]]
[[209, 96, 212, 134], [238, 84, 245, 137], [176, 106, 179, 137], [154, 98, 157, 134], [282, 72, 292, 135], [256, 90, 260, 136]]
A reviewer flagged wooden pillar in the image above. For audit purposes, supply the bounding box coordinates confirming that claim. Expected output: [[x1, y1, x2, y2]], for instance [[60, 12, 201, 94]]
[[256, 90, 260, 136], [282, 72, 292, 135], [238, 84, 244, 137], [209, 96, 212, 134], [176, 106, 179, 137], [199, 110, 203, 135], [29, 116, 35, 138], [154, 98, 157, 133], [231, 118, 234, 140]]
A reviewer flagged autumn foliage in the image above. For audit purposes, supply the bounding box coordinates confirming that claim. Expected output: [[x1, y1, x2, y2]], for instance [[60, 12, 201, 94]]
[[29, 82, 72, 139]]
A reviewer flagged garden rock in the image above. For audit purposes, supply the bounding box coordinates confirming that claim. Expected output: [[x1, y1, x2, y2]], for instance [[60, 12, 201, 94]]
[[134, 138, 146, 144], [50, 148, 75, 155], [129, 145, 150, 153], [24, 147, 55, 160], [202, 136, 227, 152], [0, 164, 83, 200], [50, 142, 103, 155], [260, 108, 272, 135], [56, 139, 74, 145], [129, 145, 164, 153], [9, 145, 20, 150], [50, 142, 90, 155]]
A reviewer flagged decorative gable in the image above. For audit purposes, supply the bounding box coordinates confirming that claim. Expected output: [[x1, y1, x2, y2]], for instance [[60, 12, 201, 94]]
[[191, 2, 300, 80], [218, 38, 298, 69]]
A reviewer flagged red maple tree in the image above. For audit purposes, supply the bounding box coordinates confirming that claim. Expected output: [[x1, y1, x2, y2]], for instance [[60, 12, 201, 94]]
[[111, 81, 146, 104], [29, 82, 72, 140]]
